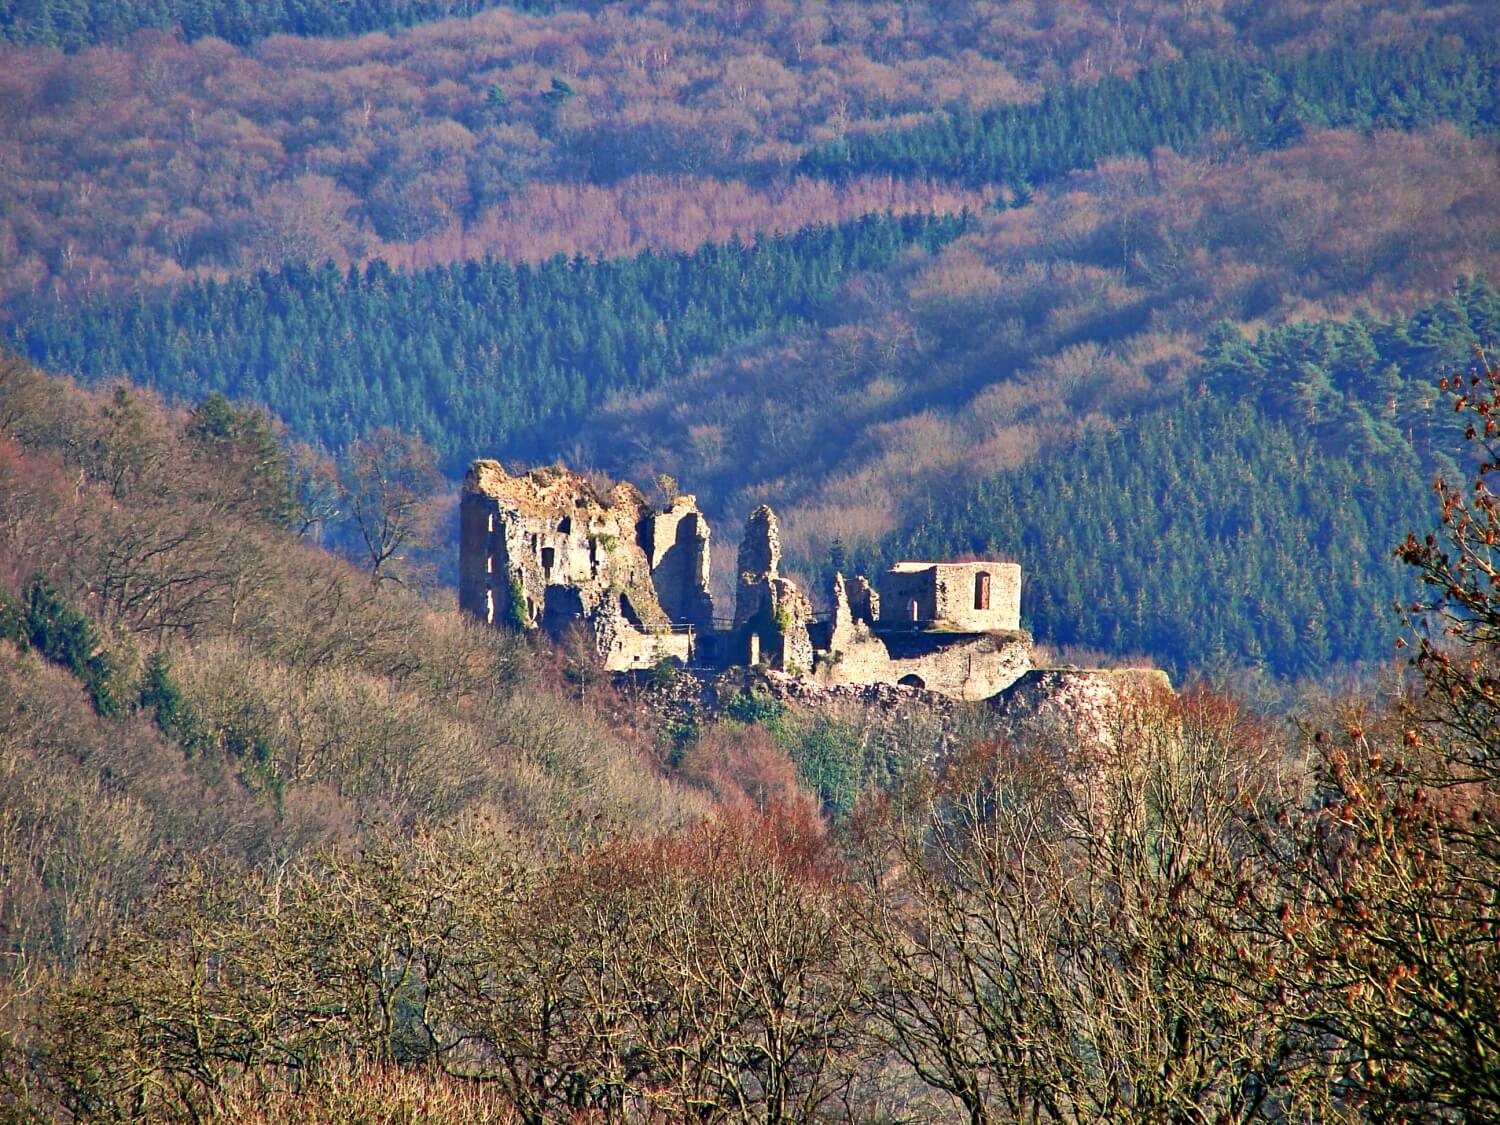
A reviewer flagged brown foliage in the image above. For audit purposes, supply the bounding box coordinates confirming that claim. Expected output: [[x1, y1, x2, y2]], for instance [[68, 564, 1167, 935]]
[[1, 1, 1486, 310], [340, 426, 443, 587], [678, 720, 820, 820], [0, 356, 708, 1004], [848, 686, 1322, 1123], [1215, 350, 1500, 1119], [5, 811, 860, 1123]]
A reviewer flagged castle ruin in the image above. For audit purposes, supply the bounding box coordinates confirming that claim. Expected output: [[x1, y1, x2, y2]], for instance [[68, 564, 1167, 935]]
[[459, 460, 1036, 701]]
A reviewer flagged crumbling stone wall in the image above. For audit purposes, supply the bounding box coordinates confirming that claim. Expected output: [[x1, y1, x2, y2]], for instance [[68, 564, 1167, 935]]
[[820, 609, 1032, 700], [877, 562, 1021, 632], [878, 565, 939, 625], [460, 460, 708, 670], [730, 505, 814, 672], [848, 576, 879, 625], [734, 505, 781, 627]]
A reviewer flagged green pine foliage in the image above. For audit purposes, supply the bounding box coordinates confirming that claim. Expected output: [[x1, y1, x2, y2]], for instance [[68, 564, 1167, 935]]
[[20, 576, 120, 715], [0, 0, 562, 51], [1202, 279, 1500, 479], [16, 213, 968, 474], [138, 650, 208, 756], [803, 37, 1500, 188], [880, 283, 1500, 680]]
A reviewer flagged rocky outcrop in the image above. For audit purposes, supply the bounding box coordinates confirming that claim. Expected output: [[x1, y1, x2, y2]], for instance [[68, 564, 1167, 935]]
[[990, 667, 1175, 750]]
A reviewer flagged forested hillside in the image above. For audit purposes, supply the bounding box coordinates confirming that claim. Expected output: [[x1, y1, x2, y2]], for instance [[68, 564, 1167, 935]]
[[1, 1, 1492, 312], [803, 36, 1500, 186], [8, 0, 1498, 684], [593, 129, 1500, 544], [869, 285, 1500, 680], [0, 0, 547, 51], [15, 213, 967, 471], [4, 350, 1500, 1123]]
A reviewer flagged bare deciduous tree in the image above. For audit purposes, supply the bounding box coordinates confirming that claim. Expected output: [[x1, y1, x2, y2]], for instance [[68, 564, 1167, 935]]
[[850, 687, 1316, 1123], [339, 428, 441, 587]]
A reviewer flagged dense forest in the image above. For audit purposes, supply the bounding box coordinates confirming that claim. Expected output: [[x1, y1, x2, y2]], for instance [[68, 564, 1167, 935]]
[[873, 284, 1500, 680], [0, 0, 551, 50], [803, 35, 1500, 186], [2, 2, 1493, 312], [592, 128, 1500, 553], [15, 213, 968, 471]]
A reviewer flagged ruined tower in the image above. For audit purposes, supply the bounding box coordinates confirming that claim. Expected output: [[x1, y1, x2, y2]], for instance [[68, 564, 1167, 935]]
[[459, 460, 713, 670]]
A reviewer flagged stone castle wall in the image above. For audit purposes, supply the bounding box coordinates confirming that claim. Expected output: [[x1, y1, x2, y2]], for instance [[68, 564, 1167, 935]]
[[461, 460, 1148, 702], [878, 562, 1021, 632], [461, 461, 709, 670]]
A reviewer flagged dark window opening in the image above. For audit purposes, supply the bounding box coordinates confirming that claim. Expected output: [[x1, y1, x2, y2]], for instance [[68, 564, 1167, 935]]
[[975, 572, 991, 611], [898, 674, 925, 689], [541, 546, 556, 572]]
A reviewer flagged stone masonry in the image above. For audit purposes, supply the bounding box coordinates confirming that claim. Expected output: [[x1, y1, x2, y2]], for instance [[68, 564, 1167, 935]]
[[460, 460, 1143, 701], [460, 461, 707, 670]]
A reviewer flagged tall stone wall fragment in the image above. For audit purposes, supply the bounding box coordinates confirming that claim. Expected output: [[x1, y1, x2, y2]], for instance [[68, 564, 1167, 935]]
[[643, 497, 714, 628], [734, 504, 781, 627]]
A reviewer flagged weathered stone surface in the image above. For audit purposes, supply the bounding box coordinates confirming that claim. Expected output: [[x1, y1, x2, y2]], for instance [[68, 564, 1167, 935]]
[[819, 622, 1033, 701], [726, 504, 817, 672], [827, 572, 856, 651], [849, 575, 879, 625], [460, 460, 704, 670], [642, 497, 714, 629], [768, 576, 815, 674], [462, 463, 1154, 707], [879, 561, 1021, 632], [734, 504, 782, 627], [990, 667, 1174, 749]]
